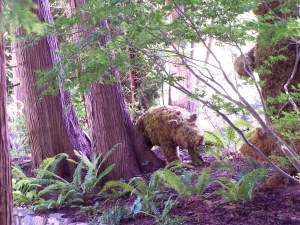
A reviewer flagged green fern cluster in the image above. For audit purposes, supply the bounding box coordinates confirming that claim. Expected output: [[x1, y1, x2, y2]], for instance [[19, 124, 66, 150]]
[[205, 119, 255, 152], [12, 145, 118, 210], [100, 163, 212, 219], [213, 168, 269, 203]]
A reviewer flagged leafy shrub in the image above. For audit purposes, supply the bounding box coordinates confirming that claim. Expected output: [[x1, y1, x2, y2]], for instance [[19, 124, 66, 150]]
[[95, 205, 129, 225], [100, 164, 212, 221], [205, 119, 255, 153], [78, 201, 104, 216], [213, 168, 269, 203], [12, 145, 118, 210], [8, 97, 30, 158]]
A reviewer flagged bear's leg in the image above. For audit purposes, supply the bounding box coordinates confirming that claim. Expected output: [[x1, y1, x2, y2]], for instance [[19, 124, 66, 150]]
[[162, 145, 180, 163], [188, 148, 203, 166]]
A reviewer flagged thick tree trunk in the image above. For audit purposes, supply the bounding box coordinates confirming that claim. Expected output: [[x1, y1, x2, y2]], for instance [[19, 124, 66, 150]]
[[85, 20, 164, 180], [36, 0, 91, 156], [13, 32, 74, 175], [69, 1, 165, 180], [0, 23, 13, 225], [12, 0, 91, 176]]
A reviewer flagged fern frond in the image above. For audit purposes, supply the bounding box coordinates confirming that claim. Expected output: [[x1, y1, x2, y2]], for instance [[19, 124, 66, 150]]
[[34, 169, 69, 183], [12, 165, 27, 179], [129, 177, 148, 195], [164, 161, 194, 172], [195, 167, 211, 195], [91, 164, 115, 189], [74, 150, 93, 168], [32, 178, 63, 186], [154, 169, 186, 195], [37, 182, 67, 197], [72, 162, 83, 189], [98, 143, 121, 170], [38, 153, 68, 174], [100, 180, 142, 197], [204, 130, 225, 148]]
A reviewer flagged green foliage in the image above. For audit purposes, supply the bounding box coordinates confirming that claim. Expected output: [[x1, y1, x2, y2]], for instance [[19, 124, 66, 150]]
[[204, 119, 255, 162], [154, 196, 187, 225], [70, 86, 88, 130], [164, 160, 194, 172], [267, 84, 300, 141], [78, 201, 103, 216], [0, 0, 45, 34], [8, 97, 30, 158], [213, 168, 268, 203], [100, 165, 211, 220], [12, 146, 117, 210], [95, 205, 129, 225], [37, 0, 263, 92], [12, 165, 42, 206]]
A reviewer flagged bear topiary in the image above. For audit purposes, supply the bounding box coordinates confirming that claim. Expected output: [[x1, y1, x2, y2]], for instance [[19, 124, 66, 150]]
[[234, 1, 300, 158], [239, 127, 282, 163], [136, 105, 204, 165]]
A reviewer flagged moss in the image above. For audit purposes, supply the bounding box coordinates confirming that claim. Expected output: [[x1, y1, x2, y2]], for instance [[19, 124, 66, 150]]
[[234, 1, 300, 151], [253, 1, 283, 16], [136, 106, 204, 165], [233, 46, 256, 78], [239, 128, 282, 163], [239, 128, 299, 188], [235, 1, 300, 188]]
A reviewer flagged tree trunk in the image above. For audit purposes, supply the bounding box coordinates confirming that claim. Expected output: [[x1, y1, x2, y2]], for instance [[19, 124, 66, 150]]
[[0, 20, 13, 225], [12, 0, 90, 176], [69, 1, 165, 180], [36, 0, 91, 156], [167, 6, 195, 111]]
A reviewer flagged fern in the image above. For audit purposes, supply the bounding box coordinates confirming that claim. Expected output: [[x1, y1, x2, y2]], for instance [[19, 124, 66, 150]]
[[12, 165, 28, 179], [188, 167, 211, 195], [205, 130, 226, 149], [154, 169, 187, 195], [98, 143, 121, 170], [72, 162, 83, 189], [100, 180, 142, 198], [164, 160, 194, 172], [213, 168, 268, 203], [205, 119, 255, 153], [129, 177, 149, 195], [13, 147, 116, 210], [37, 153, 68, 176]]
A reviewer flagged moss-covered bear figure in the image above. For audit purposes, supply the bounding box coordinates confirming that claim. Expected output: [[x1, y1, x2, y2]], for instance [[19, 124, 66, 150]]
[[239, 127, 298, 189], [136, 106, 204, 165], [234, 1, 300, 155], [239, 128, 282, 163]]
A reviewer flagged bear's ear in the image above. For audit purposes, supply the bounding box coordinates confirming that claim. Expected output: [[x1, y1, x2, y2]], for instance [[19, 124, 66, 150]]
[[169, 119, 181, 128], [188, 113, 197, 122]]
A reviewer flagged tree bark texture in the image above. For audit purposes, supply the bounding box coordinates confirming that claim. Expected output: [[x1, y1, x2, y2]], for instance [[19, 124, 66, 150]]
[[69, 1, 165, 180], [85, 20, 164, 180], [36, 0, 91, 156], [12, 0, 82, 176], [0, 20, 13, 225]]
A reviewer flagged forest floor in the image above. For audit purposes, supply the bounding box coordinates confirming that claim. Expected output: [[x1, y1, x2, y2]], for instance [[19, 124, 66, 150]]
[[120, 180, 300, 225], [12, 150, 300, 225]]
